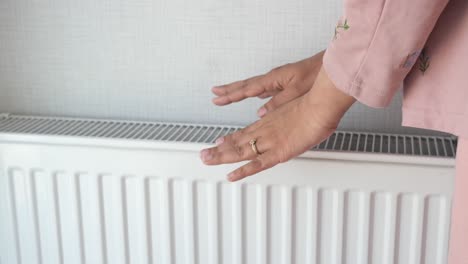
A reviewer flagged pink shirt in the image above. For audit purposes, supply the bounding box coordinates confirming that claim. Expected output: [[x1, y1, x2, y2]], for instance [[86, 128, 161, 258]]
[[323, 0, 467, 262], [323, 0, 468, 137]]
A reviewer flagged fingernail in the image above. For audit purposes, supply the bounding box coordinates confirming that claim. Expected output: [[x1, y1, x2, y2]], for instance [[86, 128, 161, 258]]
[[200, 149, 213, 162], [215, 137, 224, 146], [200, 149, 206, 157], [227, 172, 235, 180], [203, 154, 213, 162], [257, 107, 267, 117]]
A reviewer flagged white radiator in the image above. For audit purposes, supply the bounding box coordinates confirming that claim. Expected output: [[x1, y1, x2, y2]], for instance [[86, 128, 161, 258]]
[[0, 114, 457, 264]]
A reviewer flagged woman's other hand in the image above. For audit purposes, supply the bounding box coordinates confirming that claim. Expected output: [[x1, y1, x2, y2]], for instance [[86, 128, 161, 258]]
[[200, 67, 356, 181], [211, 50, 324, 117]]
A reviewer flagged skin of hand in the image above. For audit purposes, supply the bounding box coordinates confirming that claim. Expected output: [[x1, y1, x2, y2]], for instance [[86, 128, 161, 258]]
[[200, 66, 356, 181], [211, 50, 325, 117]]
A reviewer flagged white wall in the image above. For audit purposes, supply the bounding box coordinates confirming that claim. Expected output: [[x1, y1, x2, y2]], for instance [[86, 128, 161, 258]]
[[0, 0, 442, 135]]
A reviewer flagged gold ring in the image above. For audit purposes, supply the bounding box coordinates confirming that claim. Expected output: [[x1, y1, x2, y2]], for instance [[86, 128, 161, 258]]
[[249, 138, 261, 155]]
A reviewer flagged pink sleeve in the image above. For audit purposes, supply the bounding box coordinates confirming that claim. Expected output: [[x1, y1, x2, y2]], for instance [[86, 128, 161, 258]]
[[322, 0, 449, 108]]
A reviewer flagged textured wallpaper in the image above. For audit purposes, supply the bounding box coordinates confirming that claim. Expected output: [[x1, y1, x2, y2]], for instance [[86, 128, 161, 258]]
[[0, 0, 444, 135]]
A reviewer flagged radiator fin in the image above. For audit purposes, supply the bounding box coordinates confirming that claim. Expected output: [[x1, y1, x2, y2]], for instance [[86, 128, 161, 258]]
[[0, 114, 458, 157], [0, 168, 451, 264]]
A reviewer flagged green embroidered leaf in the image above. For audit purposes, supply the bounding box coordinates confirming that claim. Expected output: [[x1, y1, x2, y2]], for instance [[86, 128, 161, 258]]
[[419, 61, 430, 74], [343, 19, 350, 30], [418, 48, 430, 74], [334, 19, 350, 39]]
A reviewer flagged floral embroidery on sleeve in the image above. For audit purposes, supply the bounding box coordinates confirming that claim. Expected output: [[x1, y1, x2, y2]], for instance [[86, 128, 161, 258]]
[[418, 48, 430, 74], [400, 48, 430, 74], [334, 19, 350, 39]]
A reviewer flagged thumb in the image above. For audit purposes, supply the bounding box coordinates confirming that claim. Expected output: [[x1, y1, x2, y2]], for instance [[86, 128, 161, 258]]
[[257, 90, 301, 117]]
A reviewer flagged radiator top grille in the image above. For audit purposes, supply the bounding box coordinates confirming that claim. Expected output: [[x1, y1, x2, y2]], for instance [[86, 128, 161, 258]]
[[0, 114, 457, 157]]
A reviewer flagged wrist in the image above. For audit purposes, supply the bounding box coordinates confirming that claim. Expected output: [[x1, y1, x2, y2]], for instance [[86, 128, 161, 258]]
[[302, 67, 355, 129]]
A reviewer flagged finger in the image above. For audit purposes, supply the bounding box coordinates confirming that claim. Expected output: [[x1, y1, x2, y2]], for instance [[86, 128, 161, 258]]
[[201, 134, 269, 165], [257, 89, 302, 117], [212, 75, 266, 96], [217, 118, 263, 144], [241, 116, 269, 135], [227, 152, 278, 181], [211, 79, 249, 96], [257, 91, 273, 99], [212, 76, 271, 106], [212, 81, 266, 105]]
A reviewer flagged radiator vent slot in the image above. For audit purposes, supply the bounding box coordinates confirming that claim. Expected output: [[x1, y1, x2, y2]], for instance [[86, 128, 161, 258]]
[[0, 114, 457, 157]]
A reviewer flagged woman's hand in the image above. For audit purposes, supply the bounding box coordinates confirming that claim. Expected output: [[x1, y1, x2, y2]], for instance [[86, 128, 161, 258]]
[[200, 67, 356, 181], [211, 50, 324, 117]]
